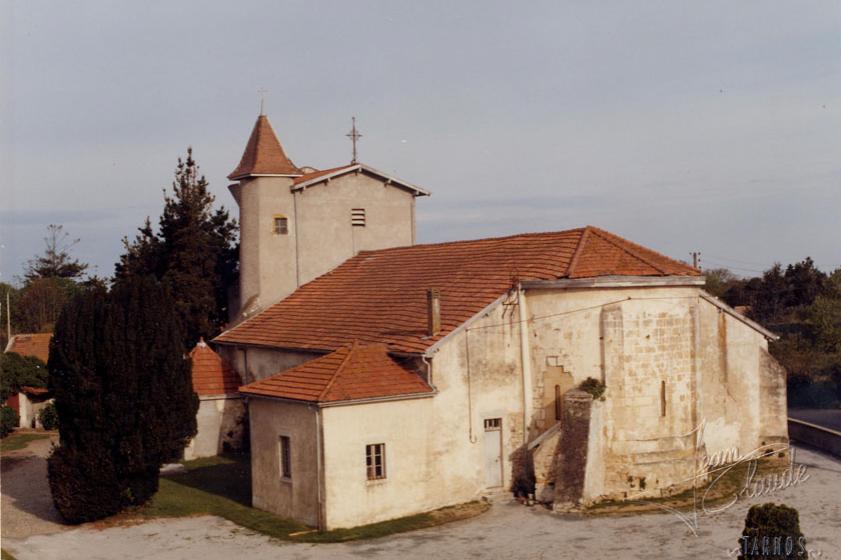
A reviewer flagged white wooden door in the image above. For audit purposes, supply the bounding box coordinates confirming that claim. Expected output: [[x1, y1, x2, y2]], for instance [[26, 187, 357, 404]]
[[483, 418, 503, 488]]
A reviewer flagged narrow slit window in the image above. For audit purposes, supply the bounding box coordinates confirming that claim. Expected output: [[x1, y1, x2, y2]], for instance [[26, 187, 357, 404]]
[[351, 208, 366, 227], [279, 436, 291, 479], [554, 384, 562, 421], [660, 380, 667, 417], [273, 215, 289, 234], [366, 443, 386, 480]]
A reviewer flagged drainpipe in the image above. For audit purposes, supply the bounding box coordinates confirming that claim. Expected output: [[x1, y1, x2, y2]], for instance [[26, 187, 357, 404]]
[[517, 283, 533, 442], [315, 406, 326, 530]]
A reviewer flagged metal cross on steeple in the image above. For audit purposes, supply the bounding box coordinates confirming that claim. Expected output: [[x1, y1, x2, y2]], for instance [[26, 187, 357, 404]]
[[257, 87, 269, 115], [346, 116, 362, 164]]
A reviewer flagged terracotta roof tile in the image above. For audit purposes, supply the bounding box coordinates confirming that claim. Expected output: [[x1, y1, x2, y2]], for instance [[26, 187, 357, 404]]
[[5, 333, 52, 363], [216, 226, 700, 354], [228, 115, 301, 179], [239, 342, 433, 403], [190, 339, 241, 396]]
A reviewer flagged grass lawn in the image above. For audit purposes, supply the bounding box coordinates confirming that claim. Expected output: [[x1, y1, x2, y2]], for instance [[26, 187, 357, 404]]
[[138, 454, 488, 543], [0, 432, 50, 453]]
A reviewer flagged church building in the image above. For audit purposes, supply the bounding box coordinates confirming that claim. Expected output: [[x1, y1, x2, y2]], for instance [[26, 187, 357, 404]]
[[211, 114, 789, 530]]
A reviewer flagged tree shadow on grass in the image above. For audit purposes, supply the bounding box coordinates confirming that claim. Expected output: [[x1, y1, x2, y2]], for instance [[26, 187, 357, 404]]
[[164, 453, 252, 507]]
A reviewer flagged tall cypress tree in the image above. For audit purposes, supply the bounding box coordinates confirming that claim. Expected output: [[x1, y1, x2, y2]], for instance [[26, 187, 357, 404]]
[[47, 277, 198, 523], [116, 148, 238, 347]]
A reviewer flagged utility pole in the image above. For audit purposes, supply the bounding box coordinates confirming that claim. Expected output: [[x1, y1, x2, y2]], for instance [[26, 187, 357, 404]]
[[5, 289, 10, 342], [690, 251, 701, 270]]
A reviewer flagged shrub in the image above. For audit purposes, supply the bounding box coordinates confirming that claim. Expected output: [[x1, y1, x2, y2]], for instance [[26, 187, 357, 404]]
[[0, 405, 19, 438], [738, 503, 808, 559], [47, 277, 198, 523], [39, 402, 59, 431], [578, 377, 606, 401], [0, 352, 48, 402]]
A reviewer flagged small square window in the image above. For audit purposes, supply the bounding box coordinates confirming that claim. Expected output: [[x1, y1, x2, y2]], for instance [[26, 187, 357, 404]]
[[366, 443, 386, 480], [351, 208, 366, 227], [274, 216, 289, 234], [279, 436, 291, 479]]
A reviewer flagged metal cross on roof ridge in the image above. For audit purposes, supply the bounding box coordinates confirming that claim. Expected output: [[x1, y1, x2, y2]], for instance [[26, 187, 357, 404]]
[[346, 116, 362, 164]]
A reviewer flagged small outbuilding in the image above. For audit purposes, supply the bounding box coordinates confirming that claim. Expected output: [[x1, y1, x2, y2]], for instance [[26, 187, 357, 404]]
[[4, 333, 53, 428], [239, 342, 435, 529], [184, 339, 246, 460]]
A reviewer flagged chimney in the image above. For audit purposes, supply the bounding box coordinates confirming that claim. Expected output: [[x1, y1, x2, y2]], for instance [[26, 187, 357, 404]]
[[427, 289, 441, 336]]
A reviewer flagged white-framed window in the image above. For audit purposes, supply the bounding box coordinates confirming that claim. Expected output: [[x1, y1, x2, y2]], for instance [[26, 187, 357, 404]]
[[273, 215, 289, 234], [366, 443, 386, 480], [351, 208, 366, 227], [279, 435, 291, 479]]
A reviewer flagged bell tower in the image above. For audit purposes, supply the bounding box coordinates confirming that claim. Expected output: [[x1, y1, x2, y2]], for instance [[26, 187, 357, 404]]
[[228, 114, 302, 319]]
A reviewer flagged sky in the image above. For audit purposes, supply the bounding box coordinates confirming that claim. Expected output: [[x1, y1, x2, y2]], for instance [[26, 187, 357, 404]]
[[1, 0, 839, 284]]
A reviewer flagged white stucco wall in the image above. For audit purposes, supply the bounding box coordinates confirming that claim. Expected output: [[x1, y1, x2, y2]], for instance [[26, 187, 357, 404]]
[[320, 397, 435, 529]]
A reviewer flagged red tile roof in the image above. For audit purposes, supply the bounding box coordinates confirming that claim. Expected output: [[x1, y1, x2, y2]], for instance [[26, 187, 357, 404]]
[[215, 226, 700, 354], [228, 115, 301, 180], [190, 339, 241, 396], [5, 333, 52, 363], [239, 342, 433, 403]]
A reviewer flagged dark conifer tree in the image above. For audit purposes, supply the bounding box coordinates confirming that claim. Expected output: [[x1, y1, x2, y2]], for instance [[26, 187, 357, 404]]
[[115, 148, 238, 347], [47, 277, 198, 523]]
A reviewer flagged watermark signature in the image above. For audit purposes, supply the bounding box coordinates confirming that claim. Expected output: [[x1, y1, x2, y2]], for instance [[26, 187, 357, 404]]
[[630, 419, 810, 537]]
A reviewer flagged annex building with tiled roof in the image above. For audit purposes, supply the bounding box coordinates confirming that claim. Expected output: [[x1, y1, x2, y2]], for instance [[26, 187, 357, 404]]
[[211, 113, 789, 530], [182, 339, 247, 460]]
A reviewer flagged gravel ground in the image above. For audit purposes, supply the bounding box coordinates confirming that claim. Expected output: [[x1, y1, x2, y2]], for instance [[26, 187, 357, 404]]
[[1, 433, 65, 540], [3, 445, 840, 560]]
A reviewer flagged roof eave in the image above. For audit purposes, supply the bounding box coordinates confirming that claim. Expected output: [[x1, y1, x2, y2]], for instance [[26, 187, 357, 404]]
[[228, 172, 304, 181], [290, 163, 430, 196], [239, 389, 436, 407], [521, 275, 706, 290], [699, 293, 780, 341]]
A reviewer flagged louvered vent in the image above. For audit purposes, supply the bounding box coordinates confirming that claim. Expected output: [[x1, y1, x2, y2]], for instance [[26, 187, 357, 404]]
[[351, 208, 366, 227]]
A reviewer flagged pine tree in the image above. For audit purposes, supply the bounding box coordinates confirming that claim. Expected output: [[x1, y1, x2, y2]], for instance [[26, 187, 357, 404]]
[[47, 277, 198, 523], [25, 224, 89, 282], [115, 148, 238, 347]]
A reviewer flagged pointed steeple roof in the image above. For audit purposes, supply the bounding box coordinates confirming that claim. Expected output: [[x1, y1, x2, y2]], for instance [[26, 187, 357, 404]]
[[228, 115, 301, 180]]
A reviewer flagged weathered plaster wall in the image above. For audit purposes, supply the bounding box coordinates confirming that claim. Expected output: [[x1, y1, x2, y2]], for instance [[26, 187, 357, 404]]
[[216, 344, 320, 385], [295, 172, 416, 286], [248, 398, 320, 527], [184, 396, 246, 460], [232, 176, 298, 312], [231, 172, 417, 318], [320, 397, 434, 529], [427, 294, 527, 501], [526, 286, 786, 502]]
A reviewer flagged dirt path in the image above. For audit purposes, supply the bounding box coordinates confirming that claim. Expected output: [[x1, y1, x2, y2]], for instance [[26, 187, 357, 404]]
[[1, 432, 66, 540], [4, 445, 841, 560]]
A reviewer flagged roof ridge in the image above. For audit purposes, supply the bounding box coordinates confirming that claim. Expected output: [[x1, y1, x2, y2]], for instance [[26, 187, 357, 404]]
[[565, 227, 592, 277], [356, 227, 588, 257], [316, 342, 357, 401], [586, 226, 669, 275]]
